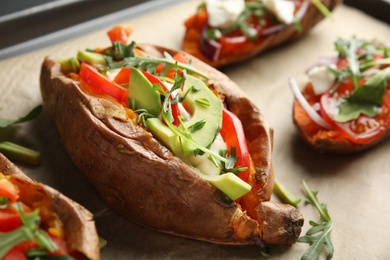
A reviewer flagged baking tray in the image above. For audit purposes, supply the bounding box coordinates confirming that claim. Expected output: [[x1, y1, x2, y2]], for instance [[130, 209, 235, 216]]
[[1, 0, 390, 259]]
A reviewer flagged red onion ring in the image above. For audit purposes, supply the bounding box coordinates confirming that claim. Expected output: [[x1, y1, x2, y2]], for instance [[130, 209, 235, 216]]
[[289, 77, 332, 129], [304, 56, 338, 74], [200, 26, 222, 62]]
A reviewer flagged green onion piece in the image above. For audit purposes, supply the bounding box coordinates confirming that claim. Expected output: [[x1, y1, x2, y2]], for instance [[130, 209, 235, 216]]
[[311, 0, 333, 19], [273, 179, 301, 206], [0, 141, 40, 166]]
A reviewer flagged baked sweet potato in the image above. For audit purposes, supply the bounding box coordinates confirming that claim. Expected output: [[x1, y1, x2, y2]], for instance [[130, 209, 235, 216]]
[[0, 153, 100, 259], [40, 28, 303, 248], [182, 0, 342, 68], [291, 37, 390, 153]]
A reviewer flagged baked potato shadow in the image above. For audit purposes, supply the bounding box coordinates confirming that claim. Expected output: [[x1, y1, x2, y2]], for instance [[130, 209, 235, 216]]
[[288, 132, 383, 177], [96, 209, 281, 260]]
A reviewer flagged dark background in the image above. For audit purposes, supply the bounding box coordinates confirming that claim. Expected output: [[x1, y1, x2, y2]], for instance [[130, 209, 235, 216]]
[[0, 0, 389, 53]]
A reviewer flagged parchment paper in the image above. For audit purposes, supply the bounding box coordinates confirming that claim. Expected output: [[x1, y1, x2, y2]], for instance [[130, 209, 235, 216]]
[[1, 1, 389, 259]]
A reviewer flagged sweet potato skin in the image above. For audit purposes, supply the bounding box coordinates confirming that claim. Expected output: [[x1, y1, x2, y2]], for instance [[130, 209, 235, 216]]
[[40, 44, 303, 246], [182, 0, 342, 68], [0, 153, 100, 260]]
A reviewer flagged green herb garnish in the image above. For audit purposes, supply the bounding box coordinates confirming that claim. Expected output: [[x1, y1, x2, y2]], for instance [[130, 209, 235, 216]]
[[332, 37, 390, 122], [219, 147, 247, 175], [0, 105, 42, 165], [0, 105, 42, 128], [297, 181, 333, 260]]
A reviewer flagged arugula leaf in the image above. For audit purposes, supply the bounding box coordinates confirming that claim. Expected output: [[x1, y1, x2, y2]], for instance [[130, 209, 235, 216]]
[[298, 221, 334, 260], [334, 66, 390, 122], [334, 101, 379, 122], [297, 181, 333, 260], [0, 105, 42, 128]]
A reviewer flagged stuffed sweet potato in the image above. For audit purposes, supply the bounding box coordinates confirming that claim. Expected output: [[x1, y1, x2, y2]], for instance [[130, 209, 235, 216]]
[[40, 25, 303, 248], [291, 36, 390, 153], [0, 153, 100, 259], [182, 0, 342, 68]]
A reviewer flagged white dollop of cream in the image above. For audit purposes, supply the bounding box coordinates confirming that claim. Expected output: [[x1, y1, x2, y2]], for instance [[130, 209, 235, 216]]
[[206, 0, 245, 29], [189, 134, 227, 176], [308, 64, 337, 95], [263, 0, 295, 24]]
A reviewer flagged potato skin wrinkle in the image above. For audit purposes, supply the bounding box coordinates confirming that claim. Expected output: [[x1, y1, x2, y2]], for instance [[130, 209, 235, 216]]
[[40, 44, 303, 247], [0, 153, 100, 260]]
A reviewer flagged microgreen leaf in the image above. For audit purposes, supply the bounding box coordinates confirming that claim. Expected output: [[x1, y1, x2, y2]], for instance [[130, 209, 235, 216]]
[[195, 97, 210, 106], [107, 53, 209, 81], [188, 120, 206, 133], [219, 147, 247, 175]]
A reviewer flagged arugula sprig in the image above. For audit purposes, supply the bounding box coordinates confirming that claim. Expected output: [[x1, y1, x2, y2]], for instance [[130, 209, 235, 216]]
[[297, 181, 333, 260], [331, 37, 390, 122], [103, 42, 209, 81]]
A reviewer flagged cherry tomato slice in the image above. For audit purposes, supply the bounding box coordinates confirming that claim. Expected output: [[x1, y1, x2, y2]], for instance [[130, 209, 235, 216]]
[[0, 178, 19, 203], [0, 206, 22, 232], [219, 108, 250, 183], [79, 62, 129, 107], [320, 79, 390, 144]]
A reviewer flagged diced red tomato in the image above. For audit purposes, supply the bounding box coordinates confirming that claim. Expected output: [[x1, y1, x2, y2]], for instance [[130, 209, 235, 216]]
[[184, 7, 208, 31], [156, 52, 189, 80], [113, 67, 131, 85], [320, 78, 390, 144], [3, 239, 39, 260], [219, 108, 250, 183], [79, 62, 129, 106], [0, 206, 22, 232], [107, 24, 133, 45], [0, 178, 19, 203]]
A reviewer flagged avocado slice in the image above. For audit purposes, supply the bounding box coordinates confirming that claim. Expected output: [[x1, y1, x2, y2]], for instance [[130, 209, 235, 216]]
[[145, 118, 187, 157], [58, 56, 80, 73], [77, 50, 107, 68], [146, 118, 251, 201], [128, 67, 162, 117], [197, 170, 251, 201], [181, 75, 222, 149]]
